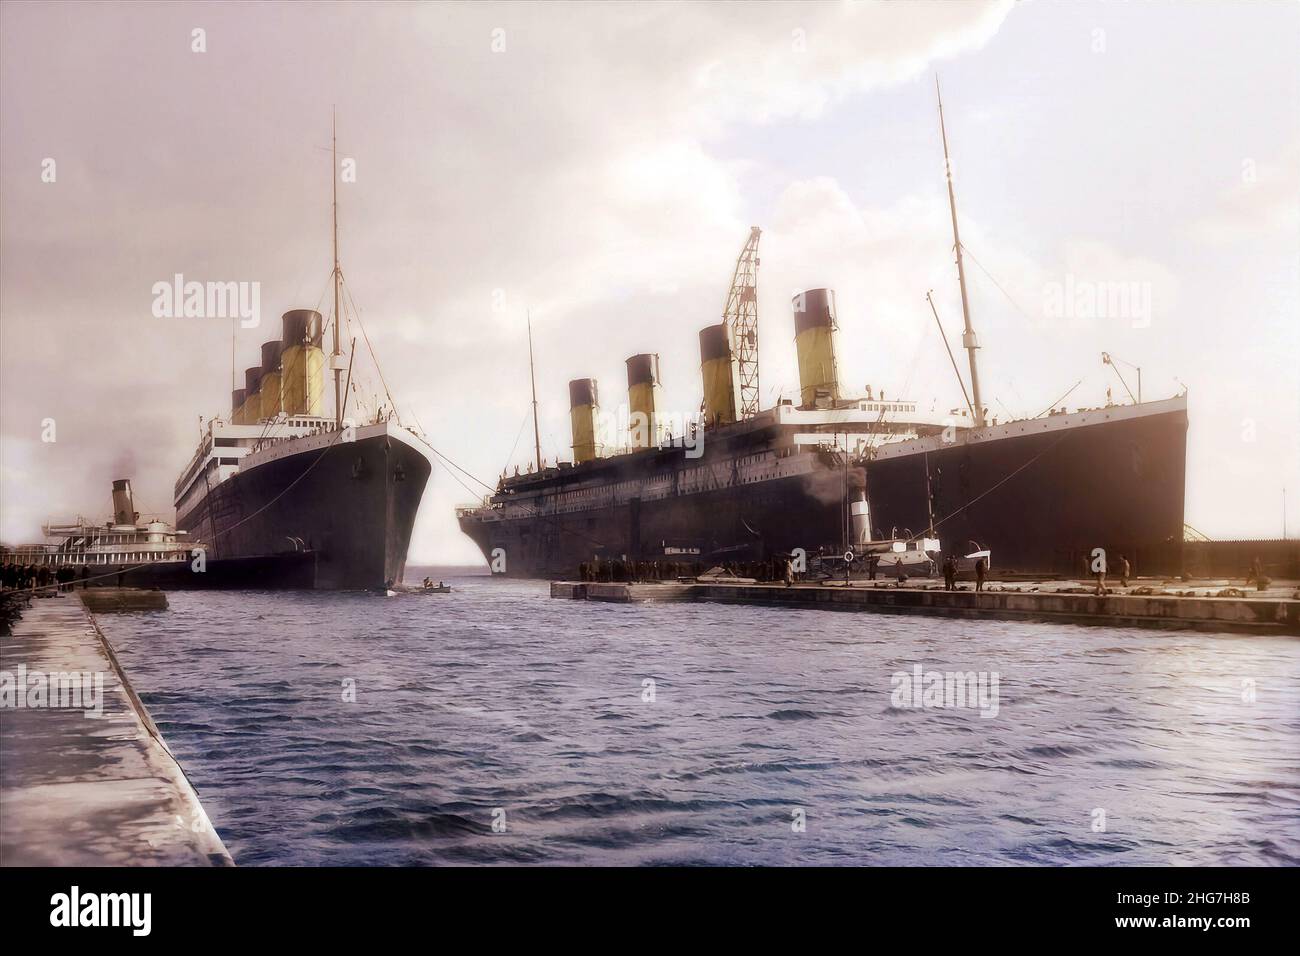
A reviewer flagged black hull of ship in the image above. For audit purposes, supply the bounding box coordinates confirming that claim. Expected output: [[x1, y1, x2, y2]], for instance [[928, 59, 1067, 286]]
[[177, 432, 431, 590], [866, 408, 1187, 576], [459, 406, 1187, 578]]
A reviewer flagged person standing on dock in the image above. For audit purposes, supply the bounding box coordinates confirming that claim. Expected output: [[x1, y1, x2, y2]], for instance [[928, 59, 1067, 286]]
[[1118, 554, 1130, 588], [974, 557, 987, 593], [783, 557, 794, 587], [1246, 555, 1269, 591], [894, 558, 906, 587], [942, 555, 955, 590]]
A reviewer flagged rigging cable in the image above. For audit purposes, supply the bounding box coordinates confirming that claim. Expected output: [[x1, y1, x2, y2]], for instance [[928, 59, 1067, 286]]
[[1035, 379, 1084, 419], [424, 442, 613, 551], [503, 407, 531, 473], [327, 267, 612, 554], [341, 276, 400, 425], [959, 242, 1039, 327], [904, 428, 1074, 545], [204, 426, 349, 545]]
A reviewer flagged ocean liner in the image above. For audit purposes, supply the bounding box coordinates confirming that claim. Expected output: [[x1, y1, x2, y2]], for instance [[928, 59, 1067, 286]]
[[173, 122, 433, 590], [456, 87, 1188, 578]]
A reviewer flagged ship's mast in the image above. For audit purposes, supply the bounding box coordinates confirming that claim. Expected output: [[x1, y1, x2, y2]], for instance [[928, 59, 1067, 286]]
[[527, 310, 542, 471], [331, 109, 343, 429], [936, 76, 985, 428]]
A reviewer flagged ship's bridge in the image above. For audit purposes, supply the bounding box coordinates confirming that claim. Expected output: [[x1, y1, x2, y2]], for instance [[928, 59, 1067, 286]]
[[173, 413, 341, 514]]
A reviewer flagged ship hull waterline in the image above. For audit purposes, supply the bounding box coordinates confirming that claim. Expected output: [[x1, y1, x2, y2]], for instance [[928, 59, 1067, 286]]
[[459, 403, 1188, 579], [176, 428, 432, 590]]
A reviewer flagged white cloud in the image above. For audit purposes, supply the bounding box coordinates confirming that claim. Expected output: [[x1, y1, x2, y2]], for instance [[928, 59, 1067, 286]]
[[1190, 142, 1300, 245], [681, 0, 1014, 127]]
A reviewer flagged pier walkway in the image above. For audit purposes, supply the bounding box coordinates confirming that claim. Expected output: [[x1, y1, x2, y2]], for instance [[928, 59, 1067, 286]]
[[0, 593, 232, 866], [552, 578, 1300, 636]]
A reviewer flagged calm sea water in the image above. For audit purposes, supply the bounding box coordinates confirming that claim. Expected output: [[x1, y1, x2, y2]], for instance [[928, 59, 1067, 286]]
[[97, 569, 1300, 866]]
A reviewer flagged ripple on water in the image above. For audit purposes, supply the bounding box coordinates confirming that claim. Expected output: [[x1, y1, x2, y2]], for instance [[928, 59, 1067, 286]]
[[99, 577, 1300, 866]]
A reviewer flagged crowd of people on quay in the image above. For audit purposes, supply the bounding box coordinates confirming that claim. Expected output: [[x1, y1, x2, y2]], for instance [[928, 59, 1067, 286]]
[[573, 553, 996, 589], [0, 561, 91, 593]]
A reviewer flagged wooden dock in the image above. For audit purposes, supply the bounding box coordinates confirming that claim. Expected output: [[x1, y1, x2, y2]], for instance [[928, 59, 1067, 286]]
[[0, 593, 232, 866], [551, 579, 1300, 636]]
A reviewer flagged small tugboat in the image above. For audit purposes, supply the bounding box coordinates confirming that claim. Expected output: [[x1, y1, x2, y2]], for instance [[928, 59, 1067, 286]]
[[804, 489, 992, 582], [807, 491, 942, 581]]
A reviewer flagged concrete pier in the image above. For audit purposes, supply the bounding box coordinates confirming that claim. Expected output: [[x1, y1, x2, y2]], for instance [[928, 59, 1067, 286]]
[[552, 579, 1300, 636], [550, 582, 588, 599], [0, 594, 232, 866], [79, 588, 169, 612], [553, 581, 695, 603]]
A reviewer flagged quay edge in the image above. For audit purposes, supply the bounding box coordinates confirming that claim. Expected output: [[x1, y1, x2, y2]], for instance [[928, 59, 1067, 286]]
[[0, 595, 232, 866], [550, 580, 1300, 637]]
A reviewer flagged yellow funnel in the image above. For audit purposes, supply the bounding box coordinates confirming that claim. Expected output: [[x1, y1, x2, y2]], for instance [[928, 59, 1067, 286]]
[[626, 354, 661, 449], [569, 378, 600, 464], [793, 288, 840, 407], [699, 324, 739, 427]]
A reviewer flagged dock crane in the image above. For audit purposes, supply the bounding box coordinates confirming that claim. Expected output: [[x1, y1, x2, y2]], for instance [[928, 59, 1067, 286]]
[[723, 227, 762, 420]]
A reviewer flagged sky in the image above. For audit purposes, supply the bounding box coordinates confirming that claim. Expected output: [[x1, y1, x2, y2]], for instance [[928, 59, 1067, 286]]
[[1, 0, 1297, 563]]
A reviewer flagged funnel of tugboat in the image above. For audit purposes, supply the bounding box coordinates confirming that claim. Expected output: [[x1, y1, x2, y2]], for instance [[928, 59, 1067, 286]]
[[793, 288, 840, 408], [850, 491, 872, 545], [569, 378, 601, 465], [111, 479, 137, 527], [698, 323, 739, 427]]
